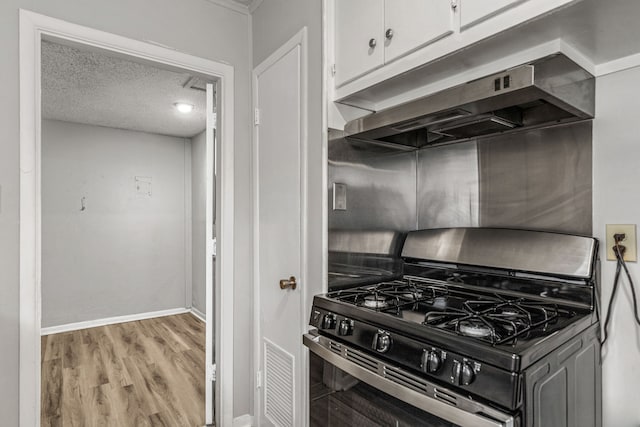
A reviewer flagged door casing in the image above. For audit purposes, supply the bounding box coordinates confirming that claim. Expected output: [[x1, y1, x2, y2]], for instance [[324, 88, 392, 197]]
[[19, 10, 236, 426]]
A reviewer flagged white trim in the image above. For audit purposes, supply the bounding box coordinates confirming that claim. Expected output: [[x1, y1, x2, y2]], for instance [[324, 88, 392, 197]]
[[204, 0, 262, 15], [205, 0, 249, 15], [321, 2, 330, 297], [185, 139, 193, 310], [233, 414, 255, 427], [557, 39, 596, 76], [252, 27, 308, 427], [251, 44, 261, 427], [41, 308, 191, 336], [299, 26, 310, 427], [19, 11, 40, 424], [190, 307, 206, 322], [595, 51, 640, 77], [19, 10, 235, 427], [205, 82, 215, 424]]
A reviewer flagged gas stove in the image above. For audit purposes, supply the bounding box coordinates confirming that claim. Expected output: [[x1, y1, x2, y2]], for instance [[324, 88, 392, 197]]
[[305, 228, 602, 427], [324, 275, 585, 347]]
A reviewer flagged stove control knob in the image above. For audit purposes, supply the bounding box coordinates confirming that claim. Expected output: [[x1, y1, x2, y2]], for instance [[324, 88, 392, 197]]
[[338, 319, 353, 336], [421, 350, 442, 373], [372, 331, 391, 353], [452, 360, 475, 386], [322, 314, 336, 330]]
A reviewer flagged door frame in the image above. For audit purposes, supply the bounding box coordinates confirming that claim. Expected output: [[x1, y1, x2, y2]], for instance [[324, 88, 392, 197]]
[[18, 10, 236, 426], [252, 27, 309, 426]]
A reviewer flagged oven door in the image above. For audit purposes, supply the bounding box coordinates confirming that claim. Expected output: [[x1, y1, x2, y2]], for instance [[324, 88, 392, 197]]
[[304, 332, 517, 427]]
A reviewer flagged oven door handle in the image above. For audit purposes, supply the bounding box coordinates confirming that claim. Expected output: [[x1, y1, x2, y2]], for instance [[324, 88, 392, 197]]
[[303, 333, 514, 427]]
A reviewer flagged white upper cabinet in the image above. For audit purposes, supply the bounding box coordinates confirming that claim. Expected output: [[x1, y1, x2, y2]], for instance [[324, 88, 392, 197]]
[[384, 0, 454, 63], [330, 0, 577, 107], [335, 0, 454, 87], [335, 0, 385, 86], [460, 0, 528, 30]]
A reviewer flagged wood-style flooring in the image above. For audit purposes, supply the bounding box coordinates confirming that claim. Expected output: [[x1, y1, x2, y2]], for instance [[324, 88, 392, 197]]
[[41, 313, 205, 427]]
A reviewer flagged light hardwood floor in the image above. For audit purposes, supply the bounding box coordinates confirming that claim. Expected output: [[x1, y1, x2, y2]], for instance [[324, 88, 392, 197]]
[[41, 313, 205, 427]]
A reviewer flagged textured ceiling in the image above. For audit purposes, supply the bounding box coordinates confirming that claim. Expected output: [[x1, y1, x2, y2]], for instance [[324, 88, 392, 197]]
[[42, 40, 213, 138]]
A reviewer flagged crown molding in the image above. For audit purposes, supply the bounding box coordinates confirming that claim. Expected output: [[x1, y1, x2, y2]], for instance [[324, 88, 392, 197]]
[[205, 0, 263, 15], [205, 0, 249, 15]]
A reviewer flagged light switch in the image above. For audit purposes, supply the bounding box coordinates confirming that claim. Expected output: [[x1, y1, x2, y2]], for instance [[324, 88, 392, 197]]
[[333, 183, 347, 211]]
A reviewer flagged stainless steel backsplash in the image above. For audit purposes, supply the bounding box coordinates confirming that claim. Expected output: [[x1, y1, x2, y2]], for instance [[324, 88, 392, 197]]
[[476, 121, 592, 235], [328, 120, 592, 236], [328, 130, 417, 231], [416, 140, 479, 229]]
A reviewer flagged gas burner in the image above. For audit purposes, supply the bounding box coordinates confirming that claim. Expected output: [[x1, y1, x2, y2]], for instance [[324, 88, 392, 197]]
[[363, 295, 389, 309], [400, 291, 423, 300], [498, 307, 522, 317], [458, 319, 492, 338], [432, 296, 448, 309]]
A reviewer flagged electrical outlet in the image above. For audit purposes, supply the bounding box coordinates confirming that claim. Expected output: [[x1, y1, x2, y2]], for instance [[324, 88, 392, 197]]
[[606, 224, 637, 262]]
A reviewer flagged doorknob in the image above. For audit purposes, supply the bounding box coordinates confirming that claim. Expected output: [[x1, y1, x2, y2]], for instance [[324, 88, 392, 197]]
[[280, 276, 297, 290]]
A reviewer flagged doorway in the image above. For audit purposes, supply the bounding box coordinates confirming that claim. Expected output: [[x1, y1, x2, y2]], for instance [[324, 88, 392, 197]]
[[19, 10, 235, 426], [39, 36, 212, 425]]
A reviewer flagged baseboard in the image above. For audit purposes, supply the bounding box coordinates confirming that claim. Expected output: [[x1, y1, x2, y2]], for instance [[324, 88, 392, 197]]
[[41, 307, 191, 335], [233, 414, 254, 427], [190, 306, 206, 322]]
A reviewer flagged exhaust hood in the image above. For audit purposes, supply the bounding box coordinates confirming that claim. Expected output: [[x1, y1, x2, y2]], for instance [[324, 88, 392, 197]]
[[344, 54, 595, 149]]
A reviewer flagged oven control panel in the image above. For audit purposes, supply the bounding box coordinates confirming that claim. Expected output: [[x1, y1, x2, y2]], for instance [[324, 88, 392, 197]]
[[309, 306, 521, 410]]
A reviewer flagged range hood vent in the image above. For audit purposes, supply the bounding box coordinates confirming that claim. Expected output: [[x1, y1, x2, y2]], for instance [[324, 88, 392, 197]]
[[344, 54, 595, 149]]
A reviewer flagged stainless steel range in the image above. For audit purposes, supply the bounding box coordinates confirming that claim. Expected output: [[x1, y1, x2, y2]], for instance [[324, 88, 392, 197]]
[[305, 228, 601, 427]]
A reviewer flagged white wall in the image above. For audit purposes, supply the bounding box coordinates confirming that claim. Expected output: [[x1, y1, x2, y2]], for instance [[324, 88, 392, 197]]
[[191, 129, 207, 315], [0, 1, 252, 422], [41, 120, 190, 327], [594, 66, 640, 426]]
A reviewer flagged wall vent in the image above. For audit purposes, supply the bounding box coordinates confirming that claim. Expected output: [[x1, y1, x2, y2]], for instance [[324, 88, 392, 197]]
[[264, 338, 295, 427]]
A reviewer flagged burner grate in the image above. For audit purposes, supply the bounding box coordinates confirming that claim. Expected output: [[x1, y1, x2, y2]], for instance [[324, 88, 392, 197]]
[[328, 279, 449, 314], [423, 298, 561, 345]]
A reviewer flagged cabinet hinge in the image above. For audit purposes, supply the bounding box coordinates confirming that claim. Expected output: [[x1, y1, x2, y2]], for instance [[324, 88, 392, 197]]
[[254, 108, 260, 126], [256, 370, 262, 389], [207, 364, 217, 382], [331, 64, 336, 77], [450, 0, 458, 10]]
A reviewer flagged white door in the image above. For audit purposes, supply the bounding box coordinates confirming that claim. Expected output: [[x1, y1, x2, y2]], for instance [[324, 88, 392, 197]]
[[253, 29, 307, 427]]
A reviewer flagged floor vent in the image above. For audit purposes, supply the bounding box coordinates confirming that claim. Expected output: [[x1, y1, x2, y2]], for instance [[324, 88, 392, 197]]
[[264, 338, 295, 427]]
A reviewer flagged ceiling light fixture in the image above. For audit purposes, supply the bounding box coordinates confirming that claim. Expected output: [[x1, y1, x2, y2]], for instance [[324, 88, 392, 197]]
[[174, 102, 194, 114]]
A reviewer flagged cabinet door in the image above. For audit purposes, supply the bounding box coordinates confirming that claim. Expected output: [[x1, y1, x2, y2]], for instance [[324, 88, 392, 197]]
[[384, 0, 454, 64], [460, 0, 528, 29], [334, 0, 385, 86]]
